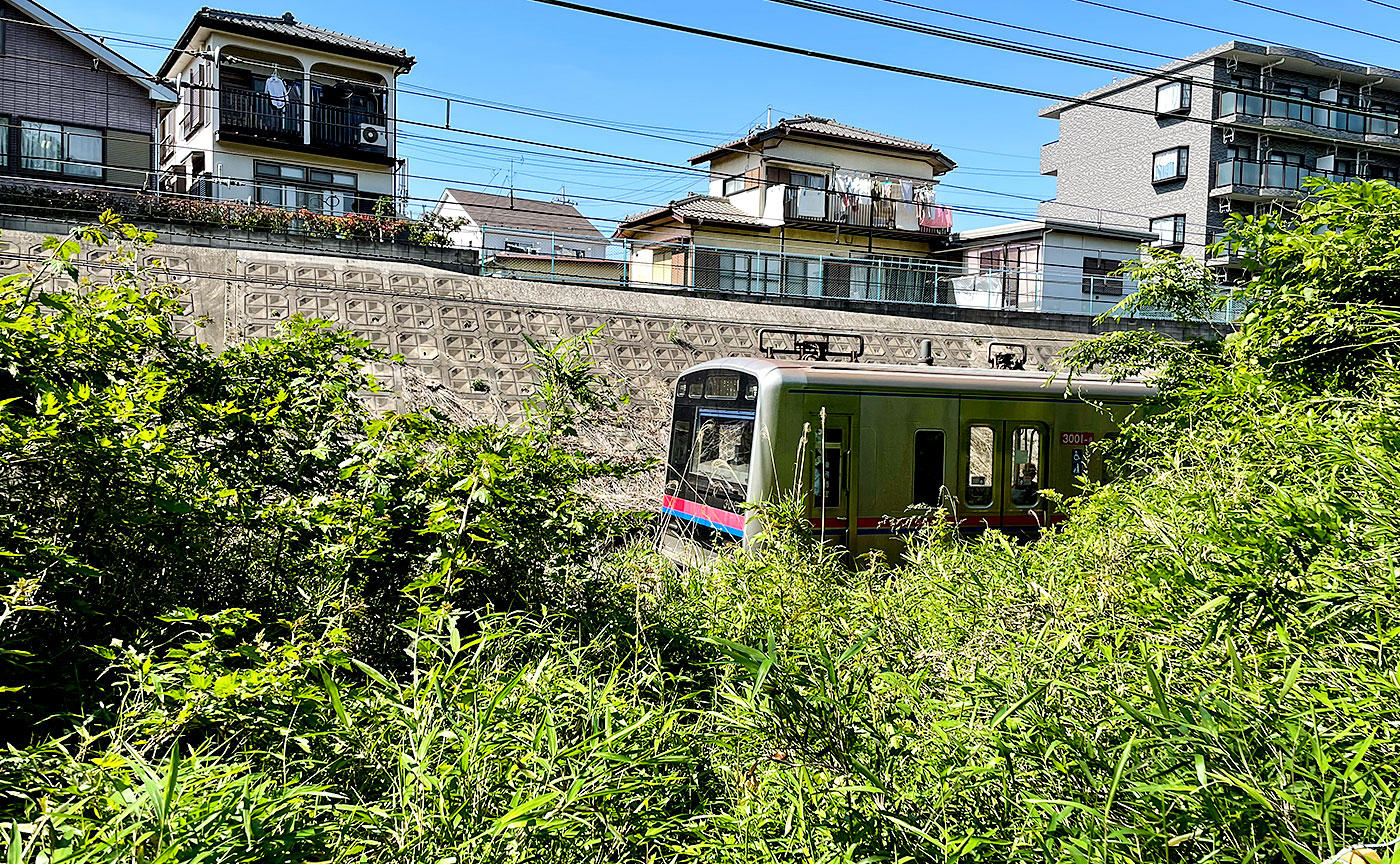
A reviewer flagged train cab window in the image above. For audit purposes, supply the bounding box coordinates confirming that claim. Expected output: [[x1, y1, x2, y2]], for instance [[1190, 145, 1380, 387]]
[[912, 430, 945, 506], [687, 412, 754, 489], [1010, 427, 1042, 507], [813, 427, 844, 509], [965, 425, 995, 508]]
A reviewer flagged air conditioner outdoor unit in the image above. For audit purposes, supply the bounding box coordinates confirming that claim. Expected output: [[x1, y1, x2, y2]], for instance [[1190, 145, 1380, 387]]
[[358, 123, 387, 146]]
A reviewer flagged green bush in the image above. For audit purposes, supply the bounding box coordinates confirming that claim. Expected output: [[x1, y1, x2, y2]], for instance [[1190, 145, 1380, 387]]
[[5, 182, 1400, 863]]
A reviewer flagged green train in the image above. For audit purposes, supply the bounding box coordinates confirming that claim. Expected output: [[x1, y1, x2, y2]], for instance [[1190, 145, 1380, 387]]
[[662, 351, 1151, 559]]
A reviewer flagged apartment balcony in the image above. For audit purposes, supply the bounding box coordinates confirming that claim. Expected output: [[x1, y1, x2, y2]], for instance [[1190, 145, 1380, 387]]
[[1210, 158, 1348, 201], [1215, 90, 1400, 149], [217, 86, 393, 164], [779, 186, 951, 237]]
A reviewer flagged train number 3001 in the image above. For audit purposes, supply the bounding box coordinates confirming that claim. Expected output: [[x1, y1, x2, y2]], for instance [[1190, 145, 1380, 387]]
[[1059, 432, 1095, 446]]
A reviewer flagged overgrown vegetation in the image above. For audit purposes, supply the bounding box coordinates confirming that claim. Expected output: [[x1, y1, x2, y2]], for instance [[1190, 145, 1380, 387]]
[[3, 181, 1400, 862]]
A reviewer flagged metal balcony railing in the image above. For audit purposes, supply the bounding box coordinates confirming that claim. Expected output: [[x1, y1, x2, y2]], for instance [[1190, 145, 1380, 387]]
[[219, 87, 303, 143], [1215, 89, 1400, 137], [1213, 159, 1348, 192], [219, 87, 389, 154], [781, 186, 950, 234], [310, 102, 388, 152]]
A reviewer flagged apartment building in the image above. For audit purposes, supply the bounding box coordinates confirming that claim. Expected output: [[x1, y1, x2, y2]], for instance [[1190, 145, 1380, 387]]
[[1039, 42, 1400, 269], [0, 0, 176, 190], [616, 115, 956, 302], [155, 7, 414, 215]]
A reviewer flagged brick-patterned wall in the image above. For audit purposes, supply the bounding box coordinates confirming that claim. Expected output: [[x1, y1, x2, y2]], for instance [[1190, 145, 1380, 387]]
[[0, 2, 155, 135]]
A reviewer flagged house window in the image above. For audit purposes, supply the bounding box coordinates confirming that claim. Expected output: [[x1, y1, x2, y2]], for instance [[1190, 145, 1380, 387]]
[[1150, 214, 1187, 247], [20, 122, 102, 178], [1155, 81, 1191, 114], [788, 169, 827, 190], [254, 184, 284, 207], [1152, 146, 1188, 183], [1369, 164, 1398, 183], [1082, 257, 1124, 296], [251, 160, 359, 214], [723, 175, 748, 196], [0, 117, 7, 167]]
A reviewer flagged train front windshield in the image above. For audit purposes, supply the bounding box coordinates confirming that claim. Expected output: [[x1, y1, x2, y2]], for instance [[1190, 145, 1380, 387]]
[[664, 368, 760, 538]]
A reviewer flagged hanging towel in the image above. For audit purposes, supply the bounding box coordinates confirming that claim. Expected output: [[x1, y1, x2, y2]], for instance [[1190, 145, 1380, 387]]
[[900, 181, 915, 213]]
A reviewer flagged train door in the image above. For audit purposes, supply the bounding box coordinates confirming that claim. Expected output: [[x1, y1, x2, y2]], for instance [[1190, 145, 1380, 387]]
[[958, 420, 1001, 529], [957, 419, 1049, 531], [1005, 423, 1048, 531], [809, 412, 853, 549]]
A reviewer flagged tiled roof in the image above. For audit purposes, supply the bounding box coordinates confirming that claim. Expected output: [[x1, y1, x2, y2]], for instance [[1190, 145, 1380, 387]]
[[689, 115, 955, 169], [442, 190, 608, 242], [159, 8, 414, 77], [620, 195, 769, 229]]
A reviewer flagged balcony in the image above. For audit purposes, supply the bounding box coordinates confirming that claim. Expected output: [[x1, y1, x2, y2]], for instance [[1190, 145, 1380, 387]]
[[1215, 90, 1400, 147], [217, 86, 390, 160], [219, 87, 303, 144], [780, 186, 951, 235], [1211, 158, 1348, 199]]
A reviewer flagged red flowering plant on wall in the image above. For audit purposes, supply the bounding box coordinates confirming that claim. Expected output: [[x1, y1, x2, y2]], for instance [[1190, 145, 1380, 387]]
[[0, 185, 464, 248]]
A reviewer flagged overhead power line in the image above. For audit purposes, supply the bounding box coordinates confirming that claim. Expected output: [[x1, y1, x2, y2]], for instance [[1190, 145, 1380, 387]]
[[1226, 0, 1400, 48]]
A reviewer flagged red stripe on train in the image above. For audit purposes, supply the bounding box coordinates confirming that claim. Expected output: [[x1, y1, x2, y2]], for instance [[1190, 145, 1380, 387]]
[[662, 494, 746, 534]]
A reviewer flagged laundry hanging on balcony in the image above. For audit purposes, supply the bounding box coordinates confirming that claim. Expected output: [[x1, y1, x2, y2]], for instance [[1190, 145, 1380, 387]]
[[831, 169, 871, 223], [795, 186, 827, 219], [915, 186, 951, 230], [265, 74, 288, 111]]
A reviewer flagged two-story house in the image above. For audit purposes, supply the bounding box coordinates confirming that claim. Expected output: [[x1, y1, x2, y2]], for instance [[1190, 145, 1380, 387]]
[[0, 0, 176, 191], [616, 116, 956, 302], [155, 7, 414, 215], [1039, 42, 1400, 275]]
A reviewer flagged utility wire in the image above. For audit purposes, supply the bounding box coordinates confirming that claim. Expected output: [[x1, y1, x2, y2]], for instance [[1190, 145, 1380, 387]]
[[522, 0, 1400, 131], [1226, 0, 1400, 48]]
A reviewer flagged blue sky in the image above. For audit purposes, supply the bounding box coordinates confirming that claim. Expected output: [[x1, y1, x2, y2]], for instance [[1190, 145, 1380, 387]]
[[55, 0, 1396, 232]]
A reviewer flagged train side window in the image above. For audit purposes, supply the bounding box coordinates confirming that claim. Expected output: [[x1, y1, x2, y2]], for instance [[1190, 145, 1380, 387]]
[[812, 427, 843, 508], [1010, 427, 1042, 507], [913, 429, 944, 506], [965, 425, 995, 508]]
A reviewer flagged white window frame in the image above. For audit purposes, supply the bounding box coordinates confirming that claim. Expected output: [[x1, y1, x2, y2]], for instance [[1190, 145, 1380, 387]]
[[1152, 146, 1188, 183], [1150, 214, 1187, 247], [1155, 81, 1191, 114]]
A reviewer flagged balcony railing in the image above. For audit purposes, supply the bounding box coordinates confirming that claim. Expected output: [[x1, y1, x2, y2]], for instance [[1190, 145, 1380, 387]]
[[1215, 89, 1400, 137], [219, 87, 303, 143], [781, 186, 950, 234], [310, 101, 389, 153], [1212, 158, 1348, 192], [218, 87, 389, 154]]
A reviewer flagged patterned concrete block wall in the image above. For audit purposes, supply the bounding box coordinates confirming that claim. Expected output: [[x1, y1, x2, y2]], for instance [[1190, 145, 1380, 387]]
[[0, 229, 1133, 418]]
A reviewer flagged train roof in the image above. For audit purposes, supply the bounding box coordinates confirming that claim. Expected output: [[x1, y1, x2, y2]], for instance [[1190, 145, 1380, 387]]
[[680, 357, 1155, 401]]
